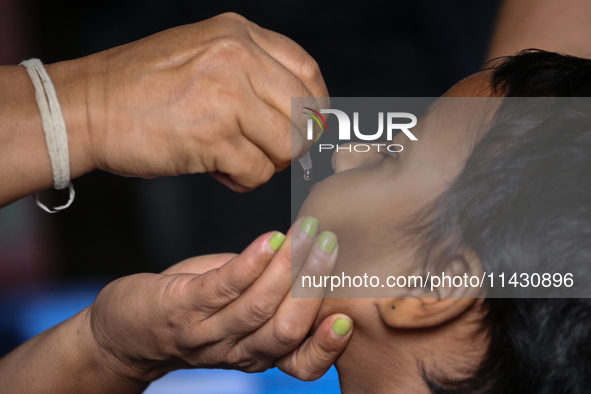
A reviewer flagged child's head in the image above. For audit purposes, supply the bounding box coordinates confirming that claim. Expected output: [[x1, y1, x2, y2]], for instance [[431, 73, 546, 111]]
[[299, 50, 591, 393]]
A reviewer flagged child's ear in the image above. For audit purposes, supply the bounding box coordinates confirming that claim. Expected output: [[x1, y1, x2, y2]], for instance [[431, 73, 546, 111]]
[[377, 250, 483, 329]]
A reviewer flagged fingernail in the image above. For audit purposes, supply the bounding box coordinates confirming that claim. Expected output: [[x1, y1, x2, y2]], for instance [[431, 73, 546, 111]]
[[316, 231, 337, 253], [269, 232, 286, 251], [332, 318, 352, 337], [300, 217, 319, 238], [314, 130, 324, 144]]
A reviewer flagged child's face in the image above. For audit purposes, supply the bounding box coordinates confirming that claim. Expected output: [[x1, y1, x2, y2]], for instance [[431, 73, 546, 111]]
[[296, 72, 497, 322]]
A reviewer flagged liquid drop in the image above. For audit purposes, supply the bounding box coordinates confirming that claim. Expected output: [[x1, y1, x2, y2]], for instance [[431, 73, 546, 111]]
[[303, 169, 312, 181]]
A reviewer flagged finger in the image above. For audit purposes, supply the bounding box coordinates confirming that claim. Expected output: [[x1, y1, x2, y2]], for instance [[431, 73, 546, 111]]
[[290, 217, 319, 283], [275, 314, 353, 381], [291, 234, 338, 298], [210, 171, 250, 193], [238, 96, 292, 170], [231, 231, 338, 356], [239, 94, 324, 167], [181, 231, 284, 314], [161, 253, 237, 275], [292, 96, 327, 158], [242, 44, 324, 159], [213, 136, 276, 191], [246, 23, 332, 147], [246, 22, 329, 98], [208, 228, 295, 336]]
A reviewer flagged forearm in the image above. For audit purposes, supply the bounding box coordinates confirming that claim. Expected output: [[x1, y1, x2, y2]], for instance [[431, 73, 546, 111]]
[[0, 308, 149, 394], [488, 0, 591, 60], [0, 60, 95, 208]]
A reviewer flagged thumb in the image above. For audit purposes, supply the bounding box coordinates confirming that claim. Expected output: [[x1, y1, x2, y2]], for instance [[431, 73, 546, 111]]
[[274, 314, 353, 381]]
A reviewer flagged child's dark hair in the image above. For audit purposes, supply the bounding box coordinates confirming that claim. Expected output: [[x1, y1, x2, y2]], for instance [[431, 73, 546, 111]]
[[425, 50, 591, 393]]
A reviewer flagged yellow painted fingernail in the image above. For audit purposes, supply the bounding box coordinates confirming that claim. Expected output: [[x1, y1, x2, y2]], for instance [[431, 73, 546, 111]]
[[269, 232, 286, 251], [300, 217, 319, 238], [332, 318, 352, 336], [316, 231, 337, 253]]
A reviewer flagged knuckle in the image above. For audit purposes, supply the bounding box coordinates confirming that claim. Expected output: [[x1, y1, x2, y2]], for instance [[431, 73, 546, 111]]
[[310, 339, 337, 365], [224, 346, 250, 368], [217, 12, 248, 24], [235, 253, 263, 282], [299, 253, 330, 278], [199, 270, 241, 307], [208, 35, 253, 64], [244, 297, 275, 324], [226, 347, 271, 373], [241, 152, 260, 174], [214, 275, 241, 301], [272, 319, 307, 348], [297, 54, 321, 85], [242, 359, 272, 373]]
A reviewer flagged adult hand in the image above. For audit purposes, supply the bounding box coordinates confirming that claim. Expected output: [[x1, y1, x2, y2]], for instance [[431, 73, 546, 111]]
[[87, 217, 352, 383], [49, 12, 327, 192]]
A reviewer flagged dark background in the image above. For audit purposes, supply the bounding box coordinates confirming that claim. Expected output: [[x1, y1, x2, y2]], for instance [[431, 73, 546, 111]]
[[1, 0, 499, 283]]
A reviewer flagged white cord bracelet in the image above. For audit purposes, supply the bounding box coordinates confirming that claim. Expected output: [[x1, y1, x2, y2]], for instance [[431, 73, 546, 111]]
[[20, 59, 75, 213]]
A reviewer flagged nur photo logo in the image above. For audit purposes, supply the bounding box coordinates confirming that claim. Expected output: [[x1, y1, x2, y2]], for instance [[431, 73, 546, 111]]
[[302, 107, 419, 153]]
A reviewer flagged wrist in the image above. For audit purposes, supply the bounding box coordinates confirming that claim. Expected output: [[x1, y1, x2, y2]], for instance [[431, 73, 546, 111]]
[[84, 303, 181, 384], [74, 307, 153, 392], [44, 57, 97, 179], [0, 65, 53, 206]]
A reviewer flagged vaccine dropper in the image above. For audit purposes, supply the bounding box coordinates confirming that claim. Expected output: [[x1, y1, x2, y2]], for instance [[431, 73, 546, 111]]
[[299, 151, 312, 181]]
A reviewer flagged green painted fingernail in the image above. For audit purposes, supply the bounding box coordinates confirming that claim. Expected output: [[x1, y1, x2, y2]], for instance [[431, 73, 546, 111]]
[[269, 232, 286, 251], [332, 318, 352, 336], [314, 130, 324, 144], [316, 231, 337, 253], [300, 217, 319, 238]]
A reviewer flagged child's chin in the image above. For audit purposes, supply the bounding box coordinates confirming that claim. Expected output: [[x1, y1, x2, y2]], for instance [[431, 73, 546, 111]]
[[308, 181, 322, 194]]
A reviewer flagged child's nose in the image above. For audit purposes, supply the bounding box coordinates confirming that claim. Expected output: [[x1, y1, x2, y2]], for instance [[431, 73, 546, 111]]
[[331, 143, 385, 173]]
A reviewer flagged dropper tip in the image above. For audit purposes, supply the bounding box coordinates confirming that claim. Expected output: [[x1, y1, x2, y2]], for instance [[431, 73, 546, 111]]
[[303, 169, 312, 181], [299, 151, 313, 181]]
